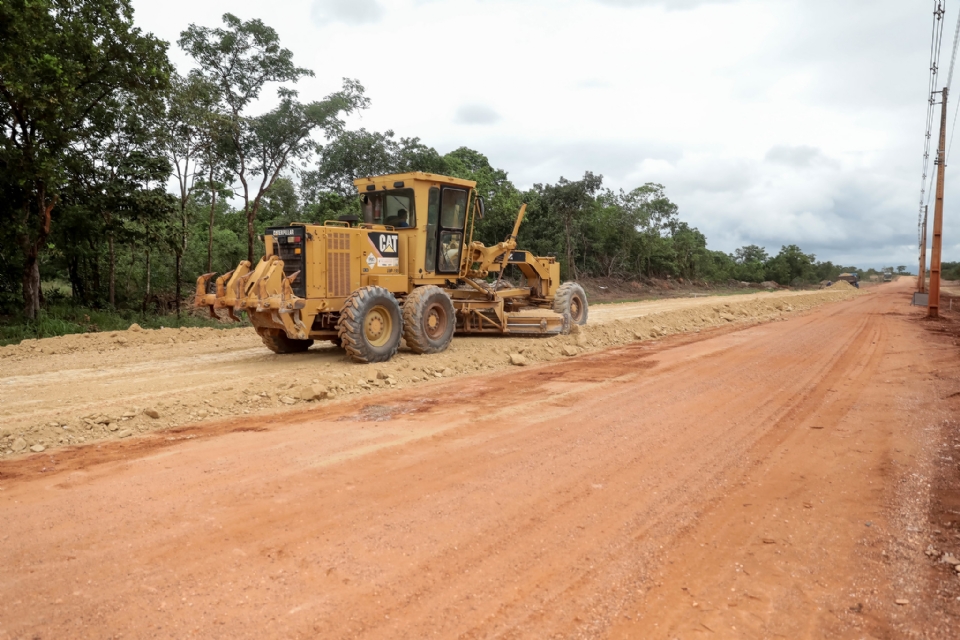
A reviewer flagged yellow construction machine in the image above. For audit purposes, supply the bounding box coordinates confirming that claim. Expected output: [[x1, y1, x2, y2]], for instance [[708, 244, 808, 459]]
[[195, 172, 588, 362]]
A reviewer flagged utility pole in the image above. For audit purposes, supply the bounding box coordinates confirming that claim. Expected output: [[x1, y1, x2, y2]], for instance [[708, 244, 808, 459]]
[[929, 86, 948, 318], [918, 205, 928, 292]]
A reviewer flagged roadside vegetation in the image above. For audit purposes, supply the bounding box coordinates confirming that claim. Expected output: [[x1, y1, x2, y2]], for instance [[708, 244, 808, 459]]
[[0, 1, 907, 343]]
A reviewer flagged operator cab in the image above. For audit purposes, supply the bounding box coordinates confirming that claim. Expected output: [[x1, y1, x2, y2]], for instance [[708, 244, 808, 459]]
[[355, 172, 476, 279]]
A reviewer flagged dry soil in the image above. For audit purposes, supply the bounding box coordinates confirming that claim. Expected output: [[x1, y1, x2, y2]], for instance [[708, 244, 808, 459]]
[[5, 280, 960, 638], [0, 287, 863, 458]]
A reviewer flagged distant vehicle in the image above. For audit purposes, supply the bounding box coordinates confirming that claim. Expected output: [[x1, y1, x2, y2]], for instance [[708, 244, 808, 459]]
[[837, 272, 860, 289], [883, 273, 892, 282]]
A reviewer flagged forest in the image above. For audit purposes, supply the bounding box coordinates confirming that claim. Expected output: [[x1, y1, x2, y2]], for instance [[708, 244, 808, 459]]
[[0, 1, 896, 338]]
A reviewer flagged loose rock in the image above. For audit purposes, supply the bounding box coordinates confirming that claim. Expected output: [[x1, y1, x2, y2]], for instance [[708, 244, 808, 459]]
[[299, 384, 328, 401], [144, 409, 161, 419], [509, 353, 528, 366], [29, 444, 45, 453]]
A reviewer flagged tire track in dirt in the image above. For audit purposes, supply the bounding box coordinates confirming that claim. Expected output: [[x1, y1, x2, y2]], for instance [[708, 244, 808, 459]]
[[0, 285, 927, 639], [0, 288, 866, 459]]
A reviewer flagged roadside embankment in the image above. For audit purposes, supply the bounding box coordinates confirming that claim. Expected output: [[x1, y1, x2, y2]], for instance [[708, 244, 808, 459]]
[[0, 286, 868, 457]]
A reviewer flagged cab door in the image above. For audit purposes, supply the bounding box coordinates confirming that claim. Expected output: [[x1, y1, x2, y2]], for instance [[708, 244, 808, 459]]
[[434, 187, 468, 274]]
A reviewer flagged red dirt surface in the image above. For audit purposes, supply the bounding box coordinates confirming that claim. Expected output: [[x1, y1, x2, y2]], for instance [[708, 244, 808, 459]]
[[1, 279, 957, 639]]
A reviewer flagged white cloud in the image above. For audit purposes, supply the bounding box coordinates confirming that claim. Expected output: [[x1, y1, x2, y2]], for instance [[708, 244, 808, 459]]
[[764, 145, 837, 169], [130, 0, 941, 267], [592, 0, 736, 9], [311, 0, 383, 26], [454, 104, 502, 125]]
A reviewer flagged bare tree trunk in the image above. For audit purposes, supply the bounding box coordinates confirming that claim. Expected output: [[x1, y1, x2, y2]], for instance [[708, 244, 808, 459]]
[[246, 195, 263, 265], [207, 167, 217, 273], [562, 213, 578, 281], [89, 241, 101, 304], [176, 213, 186, 318], [21, 253, 40, 320], [108, 232, 116, 307], [126, 243, 135, 296], [246, 209, 255, 264], [174, 252, 181, 318], [19, 189, 56, 319], [145, 246, 151, 297]]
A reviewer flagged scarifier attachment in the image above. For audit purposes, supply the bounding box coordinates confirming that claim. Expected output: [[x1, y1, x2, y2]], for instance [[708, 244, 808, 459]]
[[194, 272, 219, 319]]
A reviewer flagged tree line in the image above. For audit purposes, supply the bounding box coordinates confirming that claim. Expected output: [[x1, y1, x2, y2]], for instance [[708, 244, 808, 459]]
[[1, 1, 879, 322]]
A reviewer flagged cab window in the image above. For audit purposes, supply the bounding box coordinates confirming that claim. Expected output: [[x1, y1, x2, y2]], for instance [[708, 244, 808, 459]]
[[361, 189, 416, 228], [440, 189, 467, 229], [438, 230, 463, 273]]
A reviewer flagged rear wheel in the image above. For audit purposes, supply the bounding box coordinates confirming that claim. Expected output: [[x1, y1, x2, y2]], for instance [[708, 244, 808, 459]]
[[554, 282, 588, 331], [337, 286, 403, 363], [258, 328, 314, 354], [403, 285, 456, 354]]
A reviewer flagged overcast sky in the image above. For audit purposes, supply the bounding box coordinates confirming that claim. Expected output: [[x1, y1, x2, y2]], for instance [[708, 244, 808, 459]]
[[131, 0, 948, 269]]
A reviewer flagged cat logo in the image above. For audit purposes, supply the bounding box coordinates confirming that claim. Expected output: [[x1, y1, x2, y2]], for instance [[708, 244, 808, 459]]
[[379, 233, 398, 254], [368, 232, 399, 258], [367, 232, 400, 268]]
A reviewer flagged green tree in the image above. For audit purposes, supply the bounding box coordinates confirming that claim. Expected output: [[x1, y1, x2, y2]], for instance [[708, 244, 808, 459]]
[[732, 245, 769, 282], [0, 0, 170, 317], [765, 244, 816, 285], [164, 70, 226, 313], [535, 172, 604, 279], [179, 14, 367, 263], [668, 221, 708, 280], [617, 183, 678, 277]]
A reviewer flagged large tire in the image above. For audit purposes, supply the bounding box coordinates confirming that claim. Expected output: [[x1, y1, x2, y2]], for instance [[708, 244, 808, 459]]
[[258, 328, 314, 354], [554, 282, 588, 329], [337, 286, 403, 363], [403, 285, 456, 354]]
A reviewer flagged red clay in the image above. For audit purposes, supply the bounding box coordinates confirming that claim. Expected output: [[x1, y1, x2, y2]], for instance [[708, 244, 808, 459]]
[[0, 279, 955, 639]]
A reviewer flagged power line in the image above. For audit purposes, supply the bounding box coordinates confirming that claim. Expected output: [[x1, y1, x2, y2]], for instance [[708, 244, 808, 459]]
[[920, 1, 947, 246], [947, 3, 960, 163], [947, 3, 960, 91]]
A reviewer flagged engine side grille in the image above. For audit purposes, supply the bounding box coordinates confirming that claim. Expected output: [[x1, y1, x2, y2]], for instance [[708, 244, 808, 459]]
[[327, 233, 351, 296], [266, 227, 306, 297]]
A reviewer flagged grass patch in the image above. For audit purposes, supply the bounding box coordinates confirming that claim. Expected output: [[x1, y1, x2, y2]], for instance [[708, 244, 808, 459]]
[[591, 288, 779, 306], [0, 303, 249, 346]]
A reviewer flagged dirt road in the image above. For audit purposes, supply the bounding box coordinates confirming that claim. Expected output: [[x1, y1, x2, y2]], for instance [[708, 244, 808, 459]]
[[3, 279, 958, 639], [0, 286, 861, 458]]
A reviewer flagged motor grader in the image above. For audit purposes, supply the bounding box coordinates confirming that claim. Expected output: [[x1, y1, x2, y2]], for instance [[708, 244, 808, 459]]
[[195, 171, 588, 363]]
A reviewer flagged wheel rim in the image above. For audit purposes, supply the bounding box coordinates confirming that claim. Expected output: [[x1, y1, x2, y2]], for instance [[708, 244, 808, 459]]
[[424, 302, 448, 340], [364, 305, 393, 347], [570, 296, 584, 323]]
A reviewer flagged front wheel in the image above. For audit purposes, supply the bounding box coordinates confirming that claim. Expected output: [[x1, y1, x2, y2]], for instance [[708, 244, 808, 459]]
[[403, 285, 456, 354], [258, 328, 314, 354], [337, 286, 403, 363], [554, 282, 588, 330]]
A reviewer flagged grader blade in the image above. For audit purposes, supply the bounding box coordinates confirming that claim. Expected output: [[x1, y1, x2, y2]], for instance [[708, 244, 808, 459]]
[[504, 309, 569, 335], [194, 272, 218, 318], [211, 269, 242, 321]]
